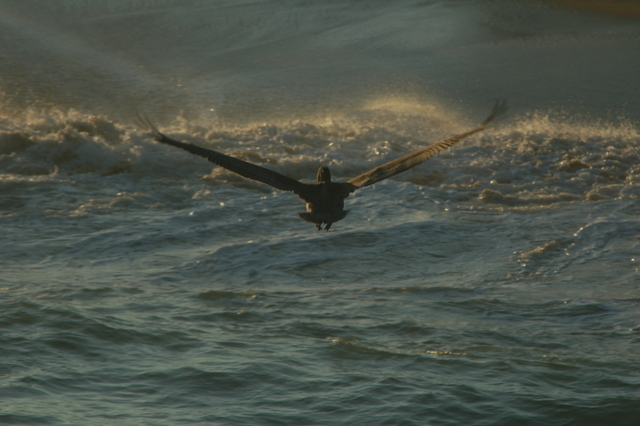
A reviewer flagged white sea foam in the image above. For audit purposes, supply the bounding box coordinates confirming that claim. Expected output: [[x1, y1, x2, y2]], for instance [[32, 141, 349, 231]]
[[1, 102, 637, 208]]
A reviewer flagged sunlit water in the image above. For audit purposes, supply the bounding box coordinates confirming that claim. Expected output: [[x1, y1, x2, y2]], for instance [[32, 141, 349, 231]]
[[1, 0, 639, 424]]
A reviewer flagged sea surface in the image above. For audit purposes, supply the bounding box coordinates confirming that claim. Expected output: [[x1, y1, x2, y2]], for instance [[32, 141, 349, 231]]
[[1, 0, 639, 424]]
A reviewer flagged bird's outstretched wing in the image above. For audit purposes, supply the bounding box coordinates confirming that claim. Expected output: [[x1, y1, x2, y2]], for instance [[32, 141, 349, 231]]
[[138, 115, 308, 193], [346, 99, 508, 189]]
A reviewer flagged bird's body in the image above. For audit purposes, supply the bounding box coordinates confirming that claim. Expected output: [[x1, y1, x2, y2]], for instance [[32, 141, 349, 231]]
[[297, 168, 353, 230], [140, 100, 507, 230]]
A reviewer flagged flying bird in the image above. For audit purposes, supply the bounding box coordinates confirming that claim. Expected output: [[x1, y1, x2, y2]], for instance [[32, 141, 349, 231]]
[[140, 100, 507, 230]]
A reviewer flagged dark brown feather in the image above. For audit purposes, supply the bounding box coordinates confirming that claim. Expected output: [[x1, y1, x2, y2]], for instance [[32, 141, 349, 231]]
[[346, 99, 508, 189]]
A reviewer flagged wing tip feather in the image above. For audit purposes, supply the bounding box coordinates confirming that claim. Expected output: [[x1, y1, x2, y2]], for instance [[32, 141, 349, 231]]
[[481, 99, 509, 127]]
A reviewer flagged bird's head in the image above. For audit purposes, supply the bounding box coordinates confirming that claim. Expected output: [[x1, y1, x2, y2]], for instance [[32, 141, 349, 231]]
[[316, 167, 332, 184]]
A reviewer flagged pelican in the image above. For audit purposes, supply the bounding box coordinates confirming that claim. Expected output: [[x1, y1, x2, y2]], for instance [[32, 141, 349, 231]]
[[140, 100, 507, 230]]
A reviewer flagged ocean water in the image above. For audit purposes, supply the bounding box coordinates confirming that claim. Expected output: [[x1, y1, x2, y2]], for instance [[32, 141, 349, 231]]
[[1, 0, 639, 424]]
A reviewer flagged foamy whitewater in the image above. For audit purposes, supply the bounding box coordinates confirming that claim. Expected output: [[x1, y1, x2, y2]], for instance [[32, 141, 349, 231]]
[[1, 0, 639, 424]]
